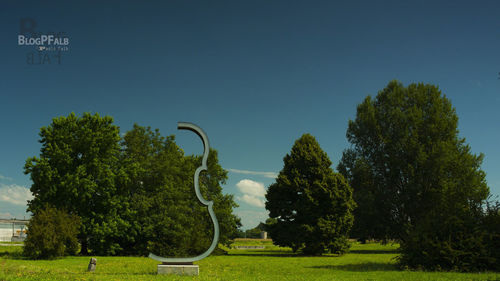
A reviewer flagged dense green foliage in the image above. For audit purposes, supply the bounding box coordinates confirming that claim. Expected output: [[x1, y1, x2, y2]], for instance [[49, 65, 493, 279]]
[[398, 201, 500, 272], [24, 113, 124, 255], [118, 124, 241, 257], [338, 81, 497, 271], [23, 206, 81, 259], [266, 134, 355, 255], [24, 113, 240, 257]]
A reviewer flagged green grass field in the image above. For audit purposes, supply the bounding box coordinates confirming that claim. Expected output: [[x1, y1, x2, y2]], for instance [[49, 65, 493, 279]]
[[1, 240, 499, 280]]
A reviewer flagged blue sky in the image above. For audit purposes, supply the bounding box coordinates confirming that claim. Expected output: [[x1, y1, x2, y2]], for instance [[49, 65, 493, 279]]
[[0, 1, 499, 229]]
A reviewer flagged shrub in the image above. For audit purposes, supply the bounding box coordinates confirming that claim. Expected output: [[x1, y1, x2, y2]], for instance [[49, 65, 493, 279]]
[[482, 201, 500, 271], [23, 206, 81, 259], [398, 201, 500, 272]]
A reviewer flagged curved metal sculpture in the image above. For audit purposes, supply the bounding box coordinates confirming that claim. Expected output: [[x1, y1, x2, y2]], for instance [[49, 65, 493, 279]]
[[149, 122, 220, 263]]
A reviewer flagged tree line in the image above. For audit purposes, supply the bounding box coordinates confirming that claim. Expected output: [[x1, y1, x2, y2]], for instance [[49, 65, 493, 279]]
[[24, 115, 240, 258], [23, 80, 500, 272], [265, 81, 500, 271]]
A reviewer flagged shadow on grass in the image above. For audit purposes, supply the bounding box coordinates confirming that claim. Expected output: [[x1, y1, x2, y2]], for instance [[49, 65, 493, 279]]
[[229, 250, 354, 258], [0, 251, 25, 260], [349, 249, 399, 254], [230, 248, 398, 257], [229, 249, 399, 258], [308, 262, 398, 272], [229, 250, 298, 257]]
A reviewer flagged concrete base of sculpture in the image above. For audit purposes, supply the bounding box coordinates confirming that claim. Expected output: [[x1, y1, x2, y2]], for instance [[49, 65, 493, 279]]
[[157, 263, 199, 276]]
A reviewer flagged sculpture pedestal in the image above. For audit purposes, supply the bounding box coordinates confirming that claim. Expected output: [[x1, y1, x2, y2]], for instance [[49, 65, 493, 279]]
[[157, 263, 199, 276]]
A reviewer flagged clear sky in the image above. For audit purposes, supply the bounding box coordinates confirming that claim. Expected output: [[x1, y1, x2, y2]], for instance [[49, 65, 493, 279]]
[[0, 1, 499, 229]]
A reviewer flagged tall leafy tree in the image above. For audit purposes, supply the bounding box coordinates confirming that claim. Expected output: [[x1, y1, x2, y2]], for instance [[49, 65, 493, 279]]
[[265, 134, 355, 255], [119, 124, 241, 256], [339, 81, 494, 270], [25, 113, 127, 255], [196, 149, 242, 247], [337, 150, 386, 243]]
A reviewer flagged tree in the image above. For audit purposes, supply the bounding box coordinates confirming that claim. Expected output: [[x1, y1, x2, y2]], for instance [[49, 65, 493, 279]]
[[337, 150, 391, 242], [118, 124, 241, 257], [482, 201, 500, 271], [265, 134, 355, 255], [195, 148, 242, 248], [24, 113, 128, 255], [23, 206, 81, 259], [339, 80, 494, 270]]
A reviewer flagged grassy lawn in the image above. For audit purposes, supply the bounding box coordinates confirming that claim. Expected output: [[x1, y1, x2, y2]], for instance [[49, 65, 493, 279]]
[[1, 242, 499, 280]]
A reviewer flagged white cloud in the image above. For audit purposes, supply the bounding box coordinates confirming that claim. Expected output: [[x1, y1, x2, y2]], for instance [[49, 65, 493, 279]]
[[228, 168, 277, 179], [238, 194, 265, 208], [236, 179, 267, 207], [0, 184, 33, 206], [236, 179, 266, 198], [0, 174, 13, 181]]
